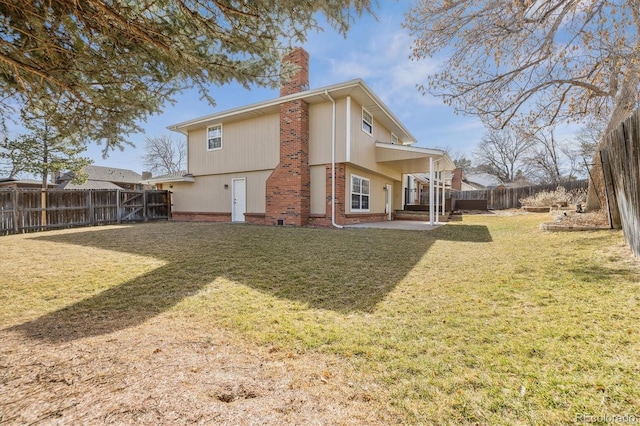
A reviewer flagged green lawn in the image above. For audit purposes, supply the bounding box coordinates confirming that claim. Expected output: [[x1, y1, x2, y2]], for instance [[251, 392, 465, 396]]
[[1, 214, 639, 424]]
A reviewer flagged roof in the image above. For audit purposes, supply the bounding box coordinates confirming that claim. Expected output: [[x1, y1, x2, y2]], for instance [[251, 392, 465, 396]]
[[375, 143, 455, 174], [59, 180, 122, 190], [168, 79, 418, 146], [60, 165, 142, 184], [464, 172, 501, 189], [140, 171, 195, 185], [0, 177, 57, 188]]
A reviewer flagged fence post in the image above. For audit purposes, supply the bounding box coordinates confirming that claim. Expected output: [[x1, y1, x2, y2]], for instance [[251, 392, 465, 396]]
[[143, 190, 148, 222], [12, 189, 19, 234], [40, 189, 47, 230], [600, 148, 622, 229], [88, 190, 94, 226], [117, 190, 122, 224]]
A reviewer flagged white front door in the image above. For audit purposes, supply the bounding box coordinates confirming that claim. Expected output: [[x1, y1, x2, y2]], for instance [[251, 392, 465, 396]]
[[385, 184, 392, 221], [232, 178, 246, 222]]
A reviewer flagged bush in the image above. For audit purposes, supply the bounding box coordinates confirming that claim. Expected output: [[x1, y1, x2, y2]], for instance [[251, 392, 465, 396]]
[[519, 186, 585, 207]]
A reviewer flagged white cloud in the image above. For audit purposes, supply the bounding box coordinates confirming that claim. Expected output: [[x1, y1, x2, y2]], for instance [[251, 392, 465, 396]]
[[311, 22, 442, 113]]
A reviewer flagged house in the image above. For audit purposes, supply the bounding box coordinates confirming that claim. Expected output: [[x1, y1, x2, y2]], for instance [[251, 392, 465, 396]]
[[463, 172, 511, 190], [57, 165, 144, 190], [162, 47, 454, 227], [141, 170, 194, 190], [0, 177, 57, 189]]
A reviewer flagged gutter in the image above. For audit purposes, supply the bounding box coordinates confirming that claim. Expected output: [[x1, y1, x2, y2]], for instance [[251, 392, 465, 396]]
[[324, 90, 343, 229]]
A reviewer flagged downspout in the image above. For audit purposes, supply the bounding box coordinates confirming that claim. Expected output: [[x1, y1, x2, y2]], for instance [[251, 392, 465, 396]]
[[325, 90, 343, 228]]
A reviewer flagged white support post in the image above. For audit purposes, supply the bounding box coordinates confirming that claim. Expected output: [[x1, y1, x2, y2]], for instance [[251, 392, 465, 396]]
[[429, 157, 434, 226], [435, 169, 440, 224], [440, 171, 447, 217]]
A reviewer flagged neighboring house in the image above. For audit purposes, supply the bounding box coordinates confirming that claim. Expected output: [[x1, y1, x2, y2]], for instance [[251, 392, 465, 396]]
[[463, 172, 502, 189], [163, 47, 454, 226], [140, 170, 194, 190], [460, 180, 483, 191], [57, 165, 143, 190], [0, 177, 57, 189]]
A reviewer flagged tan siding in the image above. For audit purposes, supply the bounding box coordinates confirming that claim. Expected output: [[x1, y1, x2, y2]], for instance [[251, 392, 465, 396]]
[[347, 100, 401, 180], [188, 114, 280, 176], [372, 117, 393, 143], [310, 165, 326, 215], [344, 165, 397, 214], [335, 99, 348, 163], [171, 170, 272, 213], [309, 100, 347, 165], [393, 181, 403, 211]]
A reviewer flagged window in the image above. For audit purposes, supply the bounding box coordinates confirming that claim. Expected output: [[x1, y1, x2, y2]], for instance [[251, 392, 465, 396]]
[[362, 108, 373, 135], [391, 133, 399, 144], [351, 174, 370, 211], [207, 124, 222, 150]]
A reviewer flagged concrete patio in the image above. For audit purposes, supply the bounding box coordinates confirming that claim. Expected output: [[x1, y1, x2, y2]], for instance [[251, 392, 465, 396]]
[[344, 220, 445, 231]]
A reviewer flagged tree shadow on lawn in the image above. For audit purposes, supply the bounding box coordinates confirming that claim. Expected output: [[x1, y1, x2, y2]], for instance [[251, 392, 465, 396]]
[[8, 222, 491, 343]]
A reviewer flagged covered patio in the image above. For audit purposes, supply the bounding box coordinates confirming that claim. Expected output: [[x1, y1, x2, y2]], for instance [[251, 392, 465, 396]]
[[375, 142, 455, 225]]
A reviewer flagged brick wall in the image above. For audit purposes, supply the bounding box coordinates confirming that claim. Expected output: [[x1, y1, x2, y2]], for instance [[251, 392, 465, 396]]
[[280, 47, 310, 97], [451, 167, 463, 191], [265, 47, 311, 226], [327, 163, 346, 224], [307, 163, 387, 227], [172, 212, 231, 222]]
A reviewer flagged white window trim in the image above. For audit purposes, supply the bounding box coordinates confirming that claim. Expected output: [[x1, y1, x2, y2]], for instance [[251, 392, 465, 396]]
[[350, 174, 371, 212], [391, 133, 399, 144], [207, 124, 223, 151], [362, 108, 373, 136]]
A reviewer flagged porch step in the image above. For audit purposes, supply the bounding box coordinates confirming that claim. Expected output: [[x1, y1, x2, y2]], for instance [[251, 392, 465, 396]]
[[395, 210, 450, 222]]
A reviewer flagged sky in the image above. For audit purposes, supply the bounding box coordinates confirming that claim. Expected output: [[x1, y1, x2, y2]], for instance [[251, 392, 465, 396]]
[[21, 1, 488, 175]]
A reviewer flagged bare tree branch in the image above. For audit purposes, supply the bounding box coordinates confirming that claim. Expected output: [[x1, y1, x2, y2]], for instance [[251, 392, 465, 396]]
[[142, 134, 186, 175], [405, 0, 640, 131]]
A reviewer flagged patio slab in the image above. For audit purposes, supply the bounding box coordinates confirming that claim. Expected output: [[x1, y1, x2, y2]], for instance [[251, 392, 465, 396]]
[[344, 220, 445, 231]]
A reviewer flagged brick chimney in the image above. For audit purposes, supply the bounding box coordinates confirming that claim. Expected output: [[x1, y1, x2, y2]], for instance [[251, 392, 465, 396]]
[[451, 167, 463, 191], [265, 47, 311, 226], [280, 47, 310, 97]]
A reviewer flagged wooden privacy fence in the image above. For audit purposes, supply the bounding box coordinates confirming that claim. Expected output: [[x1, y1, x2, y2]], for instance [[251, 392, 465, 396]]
[[452, 180, 589, 210], [599, 109, 640, 257], [0, 189, 171, 236]]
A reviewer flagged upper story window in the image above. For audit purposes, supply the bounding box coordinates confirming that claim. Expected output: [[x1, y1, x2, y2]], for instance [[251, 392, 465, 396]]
[[207, 124, 222, 150], [362, 108, 373, 135], [391, 133, 399, 144], [351, 174, 370, 212]]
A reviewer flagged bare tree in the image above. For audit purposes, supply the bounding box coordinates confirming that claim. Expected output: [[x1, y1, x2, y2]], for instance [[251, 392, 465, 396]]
[[405, 1, 640, 134], [523, 128, 567, 184], [576, 119, 606, 163], [142, 134, 186, 175], [405, 1, 640, 208], [473, 129, 533, 184], [436, 146, 475, 174], [452, 155, 474, 175]]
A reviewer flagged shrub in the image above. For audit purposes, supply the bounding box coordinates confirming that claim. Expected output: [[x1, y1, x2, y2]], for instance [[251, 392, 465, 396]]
[[519, 186, 580, 207]]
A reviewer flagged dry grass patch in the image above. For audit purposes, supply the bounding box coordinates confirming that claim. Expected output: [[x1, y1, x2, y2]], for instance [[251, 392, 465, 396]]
[[1, 216, 640, 425]]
